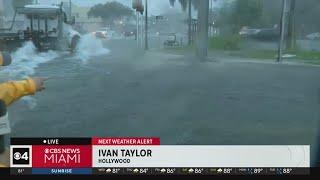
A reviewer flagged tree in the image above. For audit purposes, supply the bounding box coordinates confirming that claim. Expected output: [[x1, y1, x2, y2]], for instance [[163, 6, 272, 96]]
[[261, 0, 282, 26], [169, 0, 196, 45], [169, 0, 176, 7], [191, 0, 199, 10], [196, 0, 209, 59], [212, 0, 263, 34], [169, 0, 198, 11], [12, 0, 33, 8], [232, 0, 263, 32], [179, 0, 188, 11], [88, 1, 133, 25], [295, 0, 320, 36], [169, 0, 209, 57]]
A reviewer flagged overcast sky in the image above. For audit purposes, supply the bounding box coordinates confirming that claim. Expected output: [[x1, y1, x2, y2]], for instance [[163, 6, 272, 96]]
[[38, 0, 222, 15], [39, 0, 183, 15]]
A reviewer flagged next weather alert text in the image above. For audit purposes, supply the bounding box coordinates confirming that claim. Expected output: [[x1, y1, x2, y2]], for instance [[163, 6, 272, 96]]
[[98, 149, 152, 164]]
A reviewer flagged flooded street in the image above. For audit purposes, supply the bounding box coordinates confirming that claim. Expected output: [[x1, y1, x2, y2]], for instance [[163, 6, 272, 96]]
[[1, 0, 320, 173], [1, 37, 318, 164]]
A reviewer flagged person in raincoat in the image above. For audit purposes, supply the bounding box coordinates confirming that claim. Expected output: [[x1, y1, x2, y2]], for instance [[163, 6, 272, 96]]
[[0, 51, 47, 105], [0, 51, 47, 167]]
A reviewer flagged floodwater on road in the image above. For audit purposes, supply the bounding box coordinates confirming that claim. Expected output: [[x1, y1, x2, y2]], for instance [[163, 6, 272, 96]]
[[1, 38, 320, 164]]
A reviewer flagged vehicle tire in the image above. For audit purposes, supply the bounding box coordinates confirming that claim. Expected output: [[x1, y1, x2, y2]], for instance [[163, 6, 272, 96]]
[[70, 35, 80, 52]]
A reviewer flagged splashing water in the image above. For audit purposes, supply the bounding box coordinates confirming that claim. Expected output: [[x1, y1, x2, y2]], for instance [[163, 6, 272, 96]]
[[75, 33, 110, 63], [0, 41, 59, 109], [0, 29, 110, 109], [21, 96, 37, 109], [1, 41, 59, 79]]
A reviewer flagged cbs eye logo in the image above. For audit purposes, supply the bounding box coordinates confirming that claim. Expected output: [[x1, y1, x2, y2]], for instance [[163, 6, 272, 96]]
[[10, 146, 32, 167], [13, 148, 29, 164]]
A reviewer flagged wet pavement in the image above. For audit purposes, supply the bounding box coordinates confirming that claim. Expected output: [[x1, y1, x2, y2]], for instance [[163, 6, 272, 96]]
[[2, 38, 320, 163]]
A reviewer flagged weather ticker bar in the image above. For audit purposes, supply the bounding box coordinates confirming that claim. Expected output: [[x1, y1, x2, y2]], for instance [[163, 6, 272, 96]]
[[8, 138, 310, 176], [10, 167, 309, 175]]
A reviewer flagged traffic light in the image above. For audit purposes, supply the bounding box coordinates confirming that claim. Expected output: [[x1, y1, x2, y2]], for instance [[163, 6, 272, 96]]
[[132, 0, 144, 14]]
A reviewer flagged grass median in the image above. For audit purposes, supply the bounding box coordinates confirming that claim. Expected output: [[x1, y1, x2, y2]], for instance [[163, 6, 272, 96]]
[[161, 36, 320, 65], [233, 50, 320, 65]]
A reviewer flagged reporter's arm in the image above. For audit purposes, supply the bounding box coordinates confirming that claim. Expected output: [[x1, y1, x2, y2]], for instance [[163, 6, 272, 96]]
[[0, 78, 37, 106]]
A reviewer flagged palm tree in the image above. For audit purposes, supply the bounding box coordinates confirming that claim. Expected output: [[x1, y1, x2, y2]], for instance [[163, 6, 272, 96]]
[[169, 0, 195, 45], [169, 0, 175, 7], [179, 0, 188, 11]]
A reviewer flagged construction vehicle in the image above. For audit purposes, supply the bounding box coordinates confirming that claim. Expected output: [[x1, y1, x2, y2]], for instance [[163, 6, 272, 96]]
[[0, 3, 80, 52], [163, 33, 180, 48]]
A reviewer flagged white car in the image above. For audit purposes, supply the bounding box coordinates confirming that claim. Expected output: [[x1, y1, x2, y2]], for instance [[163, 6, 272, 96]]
[[306, 32, 320, 40], [92, 28, 118, 39], [92, 27, 111, 38]]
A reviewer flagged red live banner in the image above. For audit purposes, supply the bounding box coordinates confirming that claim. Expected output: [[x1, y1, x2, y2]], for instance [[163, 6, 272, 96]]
[[32, 145, 92, 168]]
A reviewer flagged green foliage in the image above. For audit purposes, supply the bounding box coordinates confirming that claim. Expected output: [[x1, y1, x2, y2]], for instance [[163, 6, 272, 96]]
[[232, 0, 263, 31], [12, 0, 33, 8], [209, 35, 241, 50], [215, 0, 264, 33], [88, 1, 133, 23]]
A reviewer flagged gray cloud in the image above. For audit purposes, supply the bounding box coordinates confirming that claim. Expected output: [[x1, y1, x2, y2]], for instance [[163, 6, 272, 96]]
[[39, 0, 181, 15]]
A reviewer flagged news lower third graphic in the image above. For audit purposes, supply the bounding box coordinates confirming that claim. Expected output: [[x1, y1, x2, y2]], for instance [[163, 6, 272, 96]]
[[8, 137, 310, 175]]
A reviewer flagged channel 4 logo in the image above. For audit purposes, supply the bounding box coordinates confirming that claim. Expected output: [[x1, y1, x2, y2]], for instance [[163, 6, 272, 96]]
[[10, 145, 32, 167]]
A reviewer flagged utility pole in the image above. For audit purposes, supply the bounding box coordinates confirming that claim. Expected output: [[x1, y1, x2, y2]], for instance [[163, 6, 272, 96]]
[[196, 0, 209, 59], [136, 11, 139, 46], [286, 0, 296, 50], [133, 0, 144, 48], [277, 0, 287, 62], [141, 13, 143, 48], [69, 0, 72, 19], [210, 0, 213, 37], [144, 0, 148, 50], [188, 0, 192, 45]]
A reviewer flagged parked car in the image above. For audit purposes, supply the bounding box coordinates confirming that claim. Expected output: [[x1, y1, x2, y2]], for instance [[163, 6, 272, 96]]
[[239, 26, 279, 41], [93, 31, 107, 39], [123, 30, 136, 37], [92, 27, 111, 39], [239, 27, 261, 37], [306, 32, 320, 40]]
